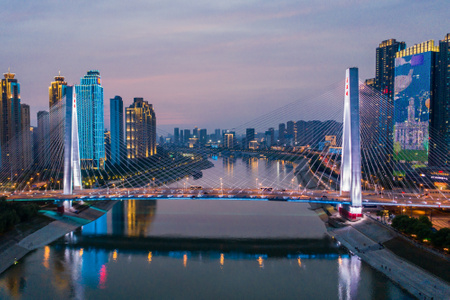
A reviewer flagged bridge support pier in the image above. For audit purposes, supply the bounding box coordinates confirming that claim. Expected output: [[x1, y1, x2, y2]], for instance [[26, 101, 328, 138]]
[[63, 86, 82, 196], [339, 68, 362, 221], [55, 199, 73, 215]]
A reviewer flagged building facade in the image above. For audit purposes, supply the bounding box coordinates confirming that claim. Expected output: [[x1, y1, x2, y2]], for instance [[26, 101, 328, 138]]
[[223, 131, 235, 149], [430, 34, 450, 166], [286, 121, 296, 146], [1, 70, 22, 172], [184, 129, 190, 143], [375, 39, 407, 164], [75, 70, 105, 169], [110, 96, 124, 166], [126, 97, 156, 159], [174, 127, 179, 145], [37, 111, 50, 168], [245, 128, 255, 149], [48, 72, 67, 167], [20, 104, 32, 170], [278, 123, 286, 145], [199, 128, 207, 145], [394, 40, 439, 164]]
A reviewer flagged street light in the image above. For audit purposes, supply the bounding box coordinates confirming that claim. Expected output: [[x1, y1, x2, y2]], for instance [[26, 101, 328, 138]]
[[220, 178, 223, 196], [256, 178, 258, 190]]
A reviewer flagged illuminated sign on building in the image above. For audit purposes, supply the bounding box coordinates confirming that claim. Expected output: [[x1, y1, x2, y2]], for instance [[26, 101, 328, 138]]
[[394, 50, 434, 164]]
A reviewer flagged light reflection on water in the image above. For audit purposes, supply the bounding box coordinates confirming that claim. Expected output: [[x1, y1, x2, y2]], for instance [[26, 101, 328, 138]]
[[0, 245, 412, 300], [169, 156, 302, 190]]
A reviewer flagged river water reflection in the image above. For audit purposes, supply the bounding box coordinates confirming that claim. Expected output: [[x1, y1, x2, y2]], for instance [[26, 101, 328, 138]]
[[169, 156, 305, 190], [0, 157, 412, 299]]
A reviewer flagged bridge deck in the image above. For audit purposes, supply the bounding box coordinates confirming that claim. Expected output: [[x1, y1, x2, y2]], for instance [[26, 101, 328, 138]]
[[6, 187, 450, 209]]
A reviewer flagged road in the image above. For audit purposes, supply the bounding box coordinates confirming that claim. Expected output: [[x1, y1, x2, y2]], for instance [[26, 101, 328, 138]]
[[6, 187, 450, 209]]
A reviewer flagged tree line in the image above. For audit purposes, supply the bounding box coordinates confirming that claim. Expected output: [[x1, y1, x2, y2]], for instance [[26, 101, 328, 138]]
[[392, 214, 450, 249], [0, 198, 39, 233]]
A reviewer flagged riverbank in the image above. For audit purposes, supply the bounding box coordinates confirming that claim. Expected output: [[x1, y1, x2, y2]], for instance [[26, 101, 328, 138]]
[[325, 212, 450, 299], [0, 200, 117, 275]]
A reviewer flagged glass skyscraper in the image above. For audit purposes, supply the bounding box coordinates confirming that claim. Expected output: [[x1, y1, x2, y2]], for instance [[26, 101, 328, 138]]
[[375, 39, 406, 165], [75, 70, 105, 169], [394, 40, 439, 164], [110, 95, 124, 166], [430, 34, 450, 166], [1, 70, 22, 172]]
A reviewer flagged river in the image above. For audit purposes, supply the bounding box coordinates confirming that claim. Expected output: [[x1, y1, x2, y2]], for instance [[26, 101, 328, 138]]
[[0, 157, 412, 299]]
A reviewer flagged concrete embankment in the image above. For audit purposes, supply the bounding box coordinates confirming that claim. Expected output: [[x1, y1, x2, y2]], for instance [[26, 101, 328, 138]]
[[0, 201, 117, 275], [328, 216, 450, 300]]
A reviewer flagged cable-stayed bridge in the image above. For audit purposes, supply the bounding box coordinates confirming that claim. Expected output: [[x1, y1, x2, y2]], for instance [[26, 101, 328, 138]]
[[3, 68, 450, 218]]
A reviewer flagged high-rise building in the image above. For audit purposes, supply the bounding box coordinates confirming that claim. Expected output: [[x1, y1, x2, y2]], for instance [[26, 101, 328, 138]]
[[179, 130, 184, 145], [430, 33, 450, 166], [296, 121, 306, 145], [215, 129, 221, 142], [286, 121, 296, 146], [1, 70, 22, 171], [48, 72, 67, 166], [104, 130, 111, 162], [199, 128, 207, 145], [193, 126, 198, 138], [264, 130, 274, 148], [37, 111, 50, 168], [376, 39, 407, 98], [126, 97, 156, 159], [245, 128, 255, 149], [20, 104, 32, 169], [174, 127, 180, 144], [394, 40, 439, 165], [110, 96, 124, 166], [223, 131, 235, 149], [268, 127, 275, 146], [75, 70, 105, 169], [278, 123, 286, 145], [30, 126, 38, 165], [374, 39, 406, 164], [184, 129, 190, 143]]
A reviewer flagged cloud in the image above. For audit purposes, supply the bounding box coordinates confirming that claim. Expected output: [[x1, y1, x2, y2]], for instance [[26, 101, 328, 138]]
[[0, 0, 449, 131]]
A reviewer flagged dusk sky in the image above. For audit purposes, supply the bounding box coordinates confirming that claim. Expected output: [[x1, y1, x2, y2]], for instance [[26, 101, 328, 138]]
[[1, 1, 448, 132]]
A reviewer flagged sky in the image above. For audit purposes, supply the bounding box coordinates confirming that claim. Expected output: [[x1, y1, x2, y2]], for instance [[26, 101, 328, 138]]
[[1, 0, 449, 133]]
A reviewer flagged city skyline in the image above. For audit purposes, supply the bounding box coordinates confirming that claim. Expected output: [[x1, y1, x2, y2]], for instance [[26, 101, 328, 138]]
[[1, 1, 449, 131]]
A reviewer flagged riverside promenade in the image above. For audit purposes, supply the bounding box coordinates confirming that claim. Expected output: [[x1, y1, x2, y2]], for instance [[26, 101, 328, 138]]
[[0, 201, 117, 275], [329, 216, 450, 300]]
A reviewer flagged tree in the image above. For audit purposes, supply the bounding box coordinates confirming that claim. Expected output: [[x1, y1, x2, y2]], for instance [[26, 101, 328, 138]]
[[418, 215, 432, 228], [431, 228, 450, 248]]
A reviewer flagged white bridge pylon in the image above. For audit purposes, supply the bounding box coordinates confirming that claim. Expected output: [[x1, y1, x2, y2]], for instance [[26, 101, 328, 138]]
[[339, 68, 362, 220], [63, 86, 82, 195]]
